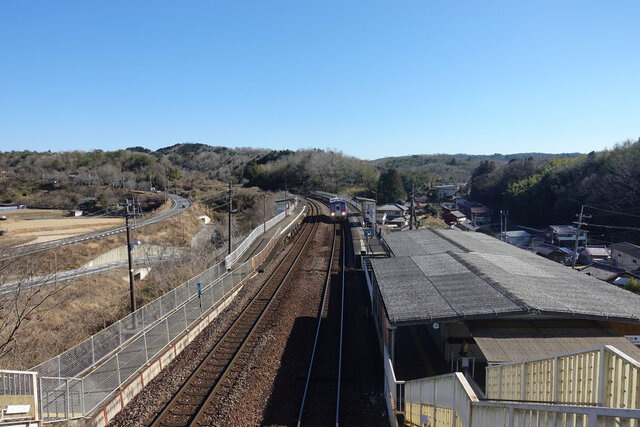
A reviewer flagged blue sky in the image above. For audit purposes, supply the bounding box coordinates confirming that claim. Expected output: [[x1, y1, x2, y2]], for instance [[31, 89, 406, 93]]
[[1, 1, 638, 159]]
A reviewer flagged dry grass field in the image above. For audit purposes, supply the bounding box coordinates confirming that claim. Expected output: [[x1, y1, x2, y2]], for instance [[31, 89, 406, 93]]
[[0, 204, 221, 369], [0, 208, 125, 245]]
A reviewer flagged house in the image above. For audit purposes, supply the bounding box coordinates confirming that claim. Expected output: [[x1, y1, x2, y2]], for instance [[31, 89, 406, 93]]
[[435, 184, 457, 199], [577, 246, 610, 265], [377, 203, 408, 221], [469, 205, 491, 226], [545, 225, 587, 246], [580, 263, 627, 283], [610, 242, 640, 269], [69, 210, 83, 217], [441, 207, 466, 226], [504, 230, 531, 247], [535, 243, 572, 264]]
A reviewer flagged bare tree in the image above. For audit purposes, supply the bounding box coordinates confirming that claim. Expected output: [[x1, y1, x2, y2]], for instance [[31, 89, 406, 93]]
[[0, 249, 73, 367]]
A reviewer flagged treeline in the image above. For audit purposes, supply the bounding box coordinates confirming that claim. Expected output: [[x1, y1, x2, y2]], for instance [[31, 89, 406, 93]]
[[243, 149, 378, 193], [470, 139, 640, 243]]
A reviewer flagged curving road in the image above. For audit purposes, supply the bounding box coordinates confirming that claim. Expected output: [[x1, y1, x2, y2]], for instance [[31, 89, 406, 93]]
[[1, 194, 191, 260]]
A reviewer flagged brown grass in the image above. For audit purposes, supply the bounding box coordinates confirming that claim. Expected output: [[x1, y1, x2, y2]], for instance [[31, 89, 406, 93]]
[[0, 198, 270, 370]]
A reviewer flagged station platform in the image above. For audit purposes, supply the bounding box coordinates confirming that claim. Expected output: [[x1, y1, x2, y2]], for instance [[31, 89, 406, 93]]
[[230, 199, 308, 270]]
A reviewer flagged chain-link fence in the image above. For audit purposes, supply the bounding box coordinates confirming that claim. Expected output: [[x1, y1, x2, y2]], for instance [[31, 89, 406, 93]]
[[35, 218, 286, 422], [33, 260, 228, 379], [225, 200, 296, 269]]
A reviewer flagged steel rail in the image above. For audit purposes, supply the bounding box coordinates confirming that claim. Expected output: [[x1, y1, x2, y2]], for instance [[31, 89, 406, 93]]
[[296, 219, 346, 427], [335, 225, 345, 427], [149, 200, 319, 427], [297, 222, 337, 427]]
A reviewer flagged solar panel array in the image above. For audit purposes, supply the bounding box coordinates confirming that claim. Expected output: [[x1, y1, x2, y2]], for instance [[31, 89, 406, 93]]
[[372, 229, 640, 325]]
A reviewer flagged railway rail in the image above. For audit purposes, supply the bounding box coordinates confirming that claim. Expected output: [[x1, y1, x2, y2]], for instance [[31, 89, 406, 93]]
[[297, 222, 345, 426], [149, 200, 321, 427]]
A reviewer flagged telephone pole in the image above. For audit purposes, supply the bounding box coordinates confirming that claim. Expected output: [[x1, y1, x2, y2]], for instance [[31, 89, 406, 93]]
[[122, 200, 141, 313], [410, 183, 416, 230], [572, 205, 591, 269], [228, 181, 233, 255]]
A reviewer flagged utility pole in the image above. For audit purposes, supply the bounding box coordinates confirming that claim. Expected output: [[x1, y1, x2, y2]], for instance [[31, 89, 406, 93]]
[[228, 181, 232, 255], [122, 200, 140, 313], [410, 183, 416, 230], [572, 205, 591, 269], [500, 210, 509, 240]]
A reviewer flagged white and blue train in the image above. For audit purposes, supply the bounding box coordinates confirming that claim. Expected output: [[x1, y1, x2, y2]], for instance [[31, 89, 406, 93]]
[[329, 197, 347, 221]]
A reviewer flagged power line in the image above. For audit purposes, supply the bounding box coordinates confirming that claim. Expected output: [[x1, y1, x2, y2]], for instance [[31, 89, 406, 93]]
[[585, 205, 640, 219], [584, 223, 640, 232]]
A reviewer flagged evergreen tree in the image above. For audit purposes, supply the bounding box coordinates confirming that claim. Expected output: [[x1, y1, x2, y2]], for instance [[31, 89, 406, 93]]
[[378, 168, 406, 204]]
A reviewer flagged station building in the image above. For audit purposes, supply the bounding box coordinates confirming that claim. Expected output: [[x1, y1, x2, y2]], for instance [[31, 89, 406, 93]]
[[367, 229, 640, 388]]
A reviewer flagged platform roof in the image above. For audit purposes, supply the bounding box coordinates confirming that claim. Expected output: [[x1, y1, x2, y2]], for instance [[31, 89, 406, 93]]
[[372, 229, 640, 326], [468, 319, 640, 363]]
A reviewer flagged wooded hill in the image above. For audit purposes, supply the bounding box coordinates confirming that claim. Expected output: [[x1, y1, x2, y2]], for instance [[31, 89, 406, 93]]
[[470, 139, 640, 244], [2, 141, 639, 241]]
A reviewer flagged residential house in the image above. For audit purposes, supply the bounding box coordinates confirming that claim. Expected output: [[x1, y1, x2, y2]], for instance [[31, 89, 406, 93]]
[[545, 225, 587, 247], [504, 230, 531, 247], [610, 242, 640, 270], [435, 184, 457, 199], [442, 208, 466, 226], [377, 203, 408, 222], [535, 243, 572, 264], [577, 246, 611, 265], [580, 263, 627, 283], [469, 205, 491, 226]]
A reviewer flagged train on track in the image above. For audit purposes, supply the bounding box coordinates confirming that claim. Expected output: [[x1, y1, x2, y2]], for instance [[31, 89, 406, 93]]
[[329, 197, 347, 221]]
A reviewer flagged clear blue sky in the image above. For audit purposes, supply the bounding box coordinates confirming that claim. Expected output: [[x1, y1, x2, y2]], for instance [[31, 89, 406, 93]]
[[1, 1, 639, 160]]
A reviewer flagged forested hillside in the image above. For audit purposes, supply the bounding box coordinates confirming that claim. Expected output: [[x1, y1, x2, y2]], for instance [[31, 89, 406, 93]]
[[371, 152, 582, 184], [470, 139, 640, 244], [1, 142, 621, 221]]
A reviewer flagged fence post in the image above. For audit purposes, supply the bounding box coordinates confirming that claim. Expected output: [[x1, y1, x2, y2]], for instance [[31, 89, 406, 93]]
[[39, 377, 44, 420], [143, 332, 149, 362], [119, 321, 123, 346], [91, 336, 95, 366], [65, 377, 70, 419], [81, 378, 86, 416], [183, 305, 188, 330], [57, 355, 61, 379], [115, 353, 122, 386]]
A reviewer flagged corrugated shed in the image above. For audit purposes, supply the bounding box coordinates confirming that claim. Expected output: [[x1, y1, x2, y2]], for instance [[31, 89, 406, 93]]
[[373, 229, 640, 325]]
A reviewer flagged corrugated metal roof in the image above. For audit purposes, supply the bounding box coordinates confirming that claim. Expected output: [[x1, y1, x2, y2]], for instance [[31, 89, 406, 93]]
[[373, 229, 640, 325], [611, 242, 640, 259], [583, 246, 610, 257], [469, 319, 640, 363]]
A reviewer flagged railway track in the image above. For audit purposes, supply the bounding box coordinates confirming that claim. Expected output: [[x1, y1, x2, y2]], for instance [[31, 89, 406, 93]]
[[149, 200, 321, 427], [297, 222, 345, 426]]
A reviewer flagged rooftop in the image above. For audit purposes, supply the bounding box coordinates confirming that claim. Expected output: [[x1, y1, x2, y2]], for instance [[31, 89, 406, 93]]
[[372, 229, 640, 326], [611, 242, 640, 259]]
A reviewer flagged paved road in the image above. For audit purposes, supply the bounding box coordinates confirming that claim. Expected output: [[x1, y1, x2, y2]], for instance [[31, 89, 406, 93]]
[[1, 194, 191, 260], [0, 252, 183, 295]]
